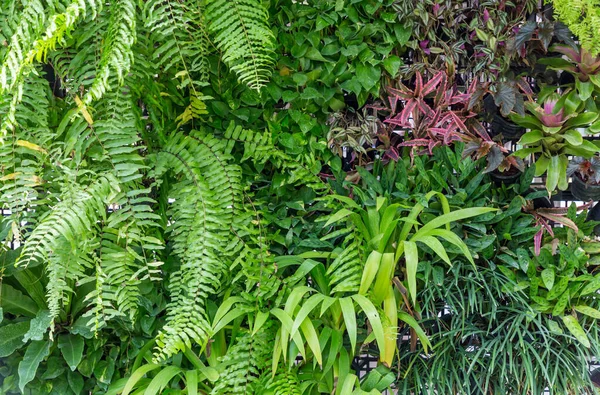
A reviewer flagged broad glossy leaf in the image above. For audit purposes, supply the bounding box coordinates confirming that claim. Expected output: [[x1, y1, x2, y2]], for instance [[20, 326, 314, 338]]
[[564, 111, 598, 129], [519, 130, 544, 145], [562, 315, 590, 348], [545, 155, 560, 192], [576, 80, 594, 101], [18, 340, 50, 392], [68, 369, 84, 394], [58, 334, 85, 371], [1, 283, 38, 317], [23, 309, 52, 342], [0, 321, 30, 357], [541, 268, 555, 290], [574, 305, 600, 319]]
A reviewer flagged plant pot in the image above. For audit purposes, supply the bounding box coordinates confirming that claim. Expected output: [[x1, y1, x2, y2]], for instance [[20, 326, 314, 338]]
[[489, 168, 521, 185], [482, 95, 525, 142], [586, 202, 600, 237], [490, 114, 525, 141], [533, 195, 553, 209], [570, 175, 600, 202], [590, 367, 600, 388]]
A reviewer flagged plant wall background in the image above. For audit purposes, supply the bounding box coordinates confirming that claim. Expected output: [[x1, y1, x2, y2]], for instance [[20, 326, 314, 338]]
[[1, 0, 600, 394]]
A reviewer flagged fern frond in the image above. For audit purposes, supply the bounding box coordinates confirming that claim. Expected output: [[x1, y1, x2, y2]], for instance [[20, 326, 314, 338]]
[[0, 71, 51, 241], [17, 173, 119, 268], [46, 236, 98, 327], [221, 122, 326, 190], [205, 0, 275, 90], [49, 14, 108, 94], [210, 323, 275, 395], [176, 93, 212, 127], [30, 0, 98, 64], [144, 0, 210, 82], [0, 0, 46, 91], [551, 0, 600, 56], [84, 0, 136, 103], [153, 129, 243, 361], [326, 231, 364, 294], [266, 367, 303, 395]]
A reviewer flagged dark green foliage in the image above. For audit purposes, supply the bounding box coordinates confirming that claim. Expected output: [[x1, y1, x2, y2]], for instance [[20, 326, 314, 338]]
[[1, 1, 600, 394]]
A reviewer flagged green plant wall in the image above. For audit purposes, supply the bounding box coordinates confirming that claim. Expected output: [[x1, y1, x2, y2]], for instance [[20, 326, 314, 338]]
[[1, 1, 600, 394]]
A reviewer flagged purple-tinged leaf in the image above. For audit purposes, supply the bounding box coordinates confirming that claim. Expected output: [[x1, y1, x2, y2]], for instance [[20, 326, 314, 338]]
[[534, 228, 543, 256]]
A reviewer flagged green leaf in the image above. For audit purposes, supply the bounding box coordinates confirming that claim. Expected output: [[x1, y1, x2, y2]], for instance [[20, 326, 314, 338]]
[[541, 268, 555, 290], [518, 130, 544, 145], [0, 321, 30, 357], [546, 155, 560, 192], [23, 309, 52, 342], [68, 369, 84, 394], [564, 111, 599, 129], [547, 319, 563, 334], [427, 229, 474, 264], [351, 294, 386, 356], [18, 340, 50, 392], [562, 315, 590, 348], [58, 334, 85, 371], [371, 253, 396, 305], [355, 63, 381, 90], [413, 207, 497, 240], [552, 291, 569, 316], [299, 318, 323, 366], [403, 241, 419, 305], [144, 366, 182, 395], [339, 298, 357, 354], [397, 312, 431, 352], [563, 129, 583, 146], [13, 269, 47, 310], [290, 293, 324, 337], [0, 284, 38, 317], [393, 24, 412, 45], [558, 155, 569, 191], [577, 79, 594, 101], [383, 56, 402, 77], [573, 305, 600, 319], [252, 311, 270, 336], [122, 364, 162, 395], [580, 277, 600, 295], [325, 208, 353, 227], [186, 370, 198, 395], [359, 250, 382, 295], [547, 276, 569, 300], [305, 47, 330, 62], [417, 236, 451, 265]]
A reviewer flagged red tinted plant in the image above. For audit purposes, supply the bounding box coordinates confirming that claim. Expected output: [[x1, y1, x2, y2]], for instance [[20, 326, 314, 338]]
[[382, 71, 509, 172]]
